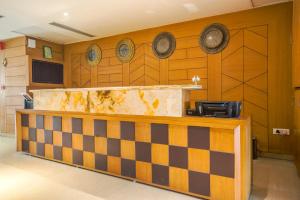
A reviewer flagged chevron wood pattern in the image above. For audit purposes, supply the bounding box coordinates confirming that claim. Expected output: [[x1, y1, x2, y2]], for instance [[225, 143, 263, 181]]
[[221, 26, 268, 151], [65, 3, 293, 155]]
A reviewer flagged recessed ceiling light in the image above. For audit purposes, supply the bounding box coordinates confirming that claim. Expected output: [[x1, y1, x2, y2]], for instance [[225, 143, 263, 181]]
[[63, 12, 69, 17], [183, 3, 199, 13]]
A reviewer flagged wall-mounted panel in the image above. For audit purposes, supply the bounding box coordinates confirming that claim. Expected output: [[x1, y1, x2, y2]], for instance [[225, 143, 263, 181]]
[[64, 3, 293, 155]]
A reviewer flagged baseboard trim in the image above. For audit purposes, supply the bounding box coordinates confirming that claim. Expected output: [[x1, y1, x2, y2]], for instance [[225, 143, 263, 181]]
[[260, 152, 294, 161]]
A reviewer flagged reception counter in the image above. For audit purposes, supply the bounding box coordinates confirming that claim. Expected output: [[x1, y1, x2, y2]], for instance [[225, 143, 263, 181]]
[[16, 109, 251, 200], [30, 85, 201, 117]]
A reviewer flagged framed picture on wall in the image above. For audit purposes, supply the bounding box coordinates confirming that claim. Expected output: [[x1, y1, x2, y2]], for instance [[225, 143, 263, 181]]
[[43, 46, 53, 59]]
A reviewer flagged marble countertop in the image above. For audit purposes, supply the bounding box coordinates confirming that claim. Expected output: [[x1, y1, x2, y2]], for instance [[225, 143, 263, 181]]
[[30, 85, 202, 92]]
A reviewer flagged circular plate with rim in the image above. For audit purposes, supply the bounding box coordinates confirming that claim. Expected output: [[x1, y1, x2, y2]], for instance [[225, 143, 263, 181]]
[[152, 32, 176, 59], [86, 44, 102, 66], [116, 39, 135, 63], [199, 23, 230, 54]]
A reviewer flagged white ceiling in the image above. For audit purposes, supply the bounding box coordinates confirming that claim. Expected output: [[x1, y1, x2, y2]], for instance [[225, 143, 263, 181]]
[[0, 0, 291, 44]]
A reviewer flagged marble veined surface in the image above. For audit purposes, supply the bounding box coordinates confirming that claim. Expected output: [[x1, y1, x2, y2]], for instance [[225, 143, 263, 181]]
[[31, 85, 200, 117]]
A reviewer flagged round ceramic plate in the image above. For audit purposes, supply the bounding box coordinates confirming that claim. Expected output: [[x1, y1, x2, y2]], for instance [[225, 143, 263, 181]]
[[152, 32, 176, 59], [200, 23, 229, 54], [116, 39, 135, 62], [86, 44, 102, 66]]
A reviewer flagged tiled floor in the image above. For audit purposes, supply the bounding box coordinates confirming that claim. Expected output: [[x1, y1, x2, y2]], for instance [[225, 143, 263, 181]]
[[0, 136, 299, 200]]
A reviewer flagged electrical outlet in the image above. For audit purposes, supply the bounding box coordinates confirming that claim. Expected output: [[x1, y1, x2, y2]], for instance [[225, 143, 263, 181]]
[[273, 128, 290, 135]]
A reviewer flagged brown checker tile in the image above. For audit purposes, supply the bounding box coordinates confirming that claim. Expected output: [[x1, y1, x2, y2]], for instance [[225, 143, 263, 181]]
[[83, 135, 95, 152], [94, 119, 107, 137], [53, 116, 62, 131], [188, 148, 210, 173], [29, 141, 36, 154], [188, 171, 210, 196], [169, 146, 188, 169], [36, 129, 45, 143], [44, 115, 53, 130], [152, 164, 169, 186], [37, 143, 45, 156], [151, 123, 168, 145], [136, 161, 152, 182], [95, 137, 107, 154], [29, 128, 36, 141], [72, 118, 83, 134], [63, 147, 72, 163], [210, 151, 235, 178], [83, 151, 95, 169], [53, 146, 62, 161], [107, 156, 121, 174], [151, 144, 169, 166], [22, 140, 29, 152], [36, 115, 44, 129], [29, 114, 36, 128], [169, 167, 188, 192], [210, 174, 234, 200], [107, 121, 120, 139], [120, 121, 135, 141], [62, 117, 72, 132], [121, 158, 136, 178], [72, 149, 83, 165], [45, 144, 53, 159], [95, 153, 107, 171], [83, 117, 94, 136], [72, 134, 83, 151], [135, 122, 151, 143], [169, 125, 188, 147], [121, 140, 135, 160], [210, 128, 234, 153], [44, 130, 53, 144], [22, 127, 29, 140], [53, 131, 62, 146], [188, 126, 210, 150], [107, 138, 120, 157], [135, 142, 151, 162], [62, 132, 72, 148], [21, 114, 29, 127]]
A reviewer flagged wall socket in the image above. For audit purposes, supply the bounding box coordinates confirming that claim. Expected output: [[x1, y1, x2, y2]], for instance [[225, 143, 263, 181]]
[[273, 128, 290, 135]]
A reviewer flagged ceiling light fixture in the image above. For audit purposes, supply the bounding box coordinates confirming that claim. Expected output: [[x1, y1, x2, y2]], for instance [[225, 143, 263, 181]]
[[183, 3, 199, 13], [49, 22, 95, 37]]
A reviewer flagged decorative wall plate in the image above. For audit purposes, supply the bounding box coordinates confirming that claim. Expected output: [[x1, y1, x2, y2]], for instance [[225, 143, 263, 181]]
[[86, 44, 102, 66], [116, 39, 135, 62], [199, 23, 229, 54], [152, 32, 176, 59]]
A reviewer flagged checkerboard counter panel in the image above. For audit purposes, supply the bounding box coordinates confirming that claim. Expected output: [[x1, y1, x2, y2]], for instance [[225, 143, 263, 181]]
[[18, 112, 239, 200]]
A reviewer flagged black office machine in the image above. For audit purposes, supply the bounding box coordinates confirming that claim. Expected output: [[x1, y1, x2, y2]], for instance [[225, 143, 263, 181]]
[[186, 101, 242, 118]]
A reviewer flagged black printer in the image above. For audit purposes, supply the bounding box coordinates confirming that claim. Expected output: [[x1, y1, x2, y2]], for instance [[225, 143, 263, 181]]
[[186, 101, 242, 118]]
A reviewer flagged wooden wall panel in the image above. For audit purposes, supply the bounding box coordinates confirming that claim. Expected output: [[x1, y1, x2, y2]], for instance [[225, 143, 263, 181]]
[[293, 0, 300, 175], [221, 26, 269, 151], [2, 37, 28, 135], [295, 90, 300, 175], [64, 3, 293, 154]]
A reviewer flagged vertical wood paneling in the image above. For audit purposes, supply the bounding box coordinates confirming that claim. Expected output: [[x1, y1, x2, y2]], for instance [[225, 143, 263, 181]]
[[293, 0, 300, 174], [2, 37, 27, 134]]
